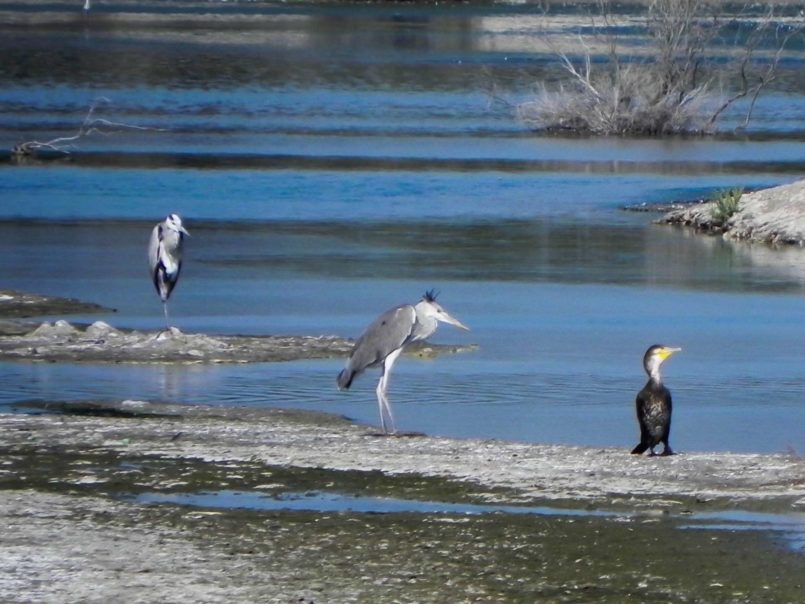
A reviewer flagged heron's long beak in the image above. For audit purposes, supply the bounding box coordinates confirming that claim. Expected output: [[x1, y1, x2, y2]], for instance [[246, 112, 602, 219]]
[[440, 311, 470, 331], [179, 226, 190, 236]]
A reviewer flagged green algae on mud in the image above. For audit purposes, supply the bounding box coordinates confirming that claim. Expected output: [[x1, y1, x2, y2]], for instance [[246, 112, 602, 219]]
[[138, 502, 805, 604], [0, 444, 506, 507], [2, 479, 804, 603]]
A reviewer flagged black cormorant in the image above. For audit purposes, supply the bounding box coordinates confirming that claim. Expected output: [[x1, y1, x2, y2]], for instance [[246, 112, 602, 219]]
[[631, 344, 681, 456]]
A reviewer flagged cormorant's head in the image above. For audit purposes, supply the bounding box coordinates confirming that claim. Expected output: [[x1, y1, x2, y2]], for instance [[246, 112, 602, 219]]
[[643, 344, 681, 380], [165, 213, 190, 236], [417, 290, 470, 331]]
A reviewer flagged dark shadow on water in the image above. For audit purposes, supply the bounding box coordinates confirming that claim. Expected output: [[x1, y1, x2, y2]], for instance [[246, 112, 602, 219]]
[[4, 152, 805, 175], [2, 216, 804, 294], [196, 218, 805, 294]]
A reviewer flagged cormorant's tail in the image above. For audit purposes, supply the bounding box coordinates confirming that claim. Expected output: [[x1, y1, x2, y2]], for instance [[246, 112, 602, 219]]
[[337, 368, 355, 390], [631, 442, 649, 455]]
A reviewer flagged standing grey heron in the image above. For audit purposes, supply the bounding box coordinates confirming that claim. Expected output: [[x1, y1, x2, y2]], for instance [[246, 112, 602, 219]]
[[337, 290, 469, 434], [148, 213, 189, 329], [631, 344, 681, 456]]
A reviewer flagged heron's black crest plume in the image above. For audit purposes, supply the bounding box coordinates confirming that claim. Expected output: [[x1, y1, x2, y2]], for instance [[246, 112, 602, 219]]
[[423, 289, 440, 302]]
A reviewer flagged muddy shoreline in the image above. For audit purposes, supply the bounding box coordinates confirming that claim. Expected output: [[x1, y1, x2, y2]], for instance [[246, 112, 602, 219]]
[[2, 402, 803, 603]]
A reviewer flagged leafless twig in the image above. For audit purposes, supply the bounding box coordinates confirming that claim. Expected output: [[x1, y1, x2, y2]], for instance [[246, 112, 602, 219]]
[[12, 97, 163, 157], [707, 17, 802, 130]]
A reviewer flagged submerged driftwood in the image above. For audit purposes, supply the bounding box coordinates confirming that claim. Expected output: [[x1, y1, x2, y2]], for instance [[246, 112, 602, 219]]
[[660, 179, 805, 245]]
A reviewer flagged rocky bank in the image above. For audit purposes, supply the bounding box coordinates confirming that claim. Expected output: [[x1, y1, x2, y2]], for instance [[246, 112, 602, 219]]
[[660, 179, 805, 245]]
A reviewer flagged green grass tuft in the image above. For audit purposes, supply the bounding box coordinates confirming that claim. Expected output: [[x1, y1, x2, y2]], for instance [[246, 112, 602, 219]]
[[711, 187, 743, 224]]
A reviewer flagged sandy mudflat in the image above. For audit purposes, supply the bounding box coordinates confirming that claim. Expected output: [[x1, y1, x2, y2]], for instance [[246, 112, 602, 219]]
[[1, 402, 803, 603]]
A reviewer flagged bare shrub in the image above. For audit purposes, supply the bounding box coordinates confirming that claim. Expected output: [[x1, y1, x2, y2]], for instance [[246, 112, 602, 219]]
[[519, 1, 802, 135]]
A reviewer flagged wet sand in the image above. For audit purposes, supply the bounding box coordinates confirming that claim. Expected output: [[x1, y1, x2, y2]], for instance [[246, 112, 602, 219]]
[[1, 402, 803, 603]]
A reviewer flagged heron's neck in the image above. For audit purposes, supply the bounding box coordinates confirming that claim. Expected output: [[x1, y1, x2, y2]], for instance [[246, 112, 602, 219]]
[[163, 228, 184, 251], [412, 302, 437, 341]]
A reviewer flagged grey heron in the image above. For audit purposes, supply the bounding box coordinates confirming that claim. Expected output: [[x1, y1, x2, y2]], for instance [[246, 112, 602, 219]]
[[631, 345, 681, 456], [337, 290, 469, 434], [148, 213, 189, 329]]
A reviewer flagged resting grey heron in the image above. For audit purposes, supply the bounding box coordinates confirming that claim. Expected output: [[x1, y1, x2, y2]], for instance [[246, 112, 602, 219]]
[[148, 213, 189, 328], [337, 290, 469, 434]]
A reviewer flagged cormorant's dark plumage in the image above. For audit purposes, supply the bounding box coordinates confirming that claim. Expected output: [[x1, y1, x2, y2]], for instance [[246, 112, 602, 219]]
[[631, 344, 680, 456]]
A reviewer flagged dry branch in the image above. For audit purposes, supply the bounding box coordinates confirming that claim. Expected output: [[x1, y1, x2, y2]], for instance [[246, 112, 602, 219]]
[[11, 97, 163, 157]]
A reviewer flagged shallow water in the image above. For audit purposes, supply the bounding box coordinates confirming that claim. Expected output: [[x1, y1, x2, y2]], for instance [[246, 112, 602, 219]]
[[1, 1, 804, 454], [134, 489, 805, 552]]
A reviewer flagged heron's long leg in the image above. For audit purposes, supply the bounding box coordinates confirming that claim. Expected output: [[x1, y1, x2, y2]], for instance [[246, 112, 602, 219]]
[[375, 378, 389, 434], [162, 302, 171, 330], [378, 386, 395, 434], [376, 348, 403, 434]]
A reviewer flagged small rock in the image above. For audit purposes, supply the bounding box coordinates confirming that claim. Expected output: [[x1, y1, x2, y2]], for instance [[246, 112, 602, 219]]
[[29, 321, 79, 337], [86, 321, 120, 338]]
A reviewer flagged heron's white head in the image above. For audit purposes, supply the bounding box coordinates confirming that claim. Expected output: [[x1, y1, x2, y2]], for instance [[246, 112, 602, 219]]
[[643, 344, 681, 380], [418, 290, 470, 331], [165, 213, 189, 236]]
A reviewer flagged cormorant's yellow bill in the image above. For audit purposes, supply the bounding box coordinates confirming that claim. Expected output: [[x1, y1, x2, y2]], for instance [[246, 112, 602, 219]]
[[658, 346, 682, 360]]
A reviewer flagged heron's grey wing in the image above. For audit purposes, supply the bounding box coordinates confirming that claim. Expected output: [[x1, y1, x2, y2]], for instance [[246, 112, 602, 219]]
[[348, 304, 416, 374], [148, 223, 180, 301], [148, 223, 161, 276], [164, 230, 185, 284]]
